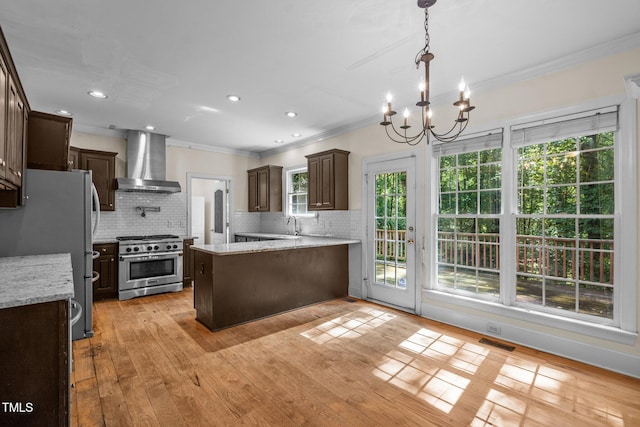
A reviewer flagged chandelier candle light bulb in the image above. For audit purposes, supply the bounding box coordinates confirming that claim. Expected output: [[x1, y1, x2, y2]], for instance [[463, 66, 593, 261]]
[[380, 0, 475, 145], [402, 108, 410, 129]]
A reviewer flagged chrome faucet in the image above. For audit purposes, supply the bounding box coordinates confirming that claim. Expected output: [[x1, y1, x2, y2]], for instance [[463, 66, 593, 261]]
[[287, 216, 299, 235]]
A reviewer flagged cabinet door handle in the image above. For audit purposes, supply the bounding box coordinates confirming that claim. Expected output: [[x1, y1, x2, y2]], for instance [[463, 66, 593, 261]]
[[200, 263, 205, 275]]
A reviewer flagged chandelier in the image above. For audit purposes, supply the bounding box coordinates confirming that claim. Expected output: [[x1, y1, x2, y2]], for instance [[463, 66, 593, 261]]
[[380, 0, 475, 145]]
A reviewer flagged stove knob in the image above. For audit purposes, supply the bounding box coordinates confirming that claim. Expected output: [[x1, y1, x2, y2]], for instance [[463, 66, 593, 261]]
[[134, 247, 139, 252], [126, 247, 132, 253], [147, 245, 153, 251], [154, 245, 159, 250], [167, 245, 172, 250], [173, 244, 178, 249]]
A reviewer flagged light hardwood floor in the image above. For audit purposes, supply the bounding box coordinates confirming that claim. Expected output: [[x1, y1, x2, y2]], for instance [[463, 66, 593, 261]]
[[71, 288, 640, 426]]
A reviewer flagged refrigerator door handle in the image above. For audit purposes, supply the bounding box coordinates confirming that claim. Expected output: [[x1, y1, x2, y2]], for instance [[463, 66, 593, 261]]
[[91, 183, 101, 238]]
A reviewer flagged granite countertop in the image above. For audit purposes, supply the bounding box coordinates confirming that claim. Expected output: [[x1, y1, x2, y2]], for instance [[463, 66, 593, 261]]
[[235, 232, 304, 240], [93, 238, 119, 245], [192, 235, 360, 256], [0, 253, 74, 309]]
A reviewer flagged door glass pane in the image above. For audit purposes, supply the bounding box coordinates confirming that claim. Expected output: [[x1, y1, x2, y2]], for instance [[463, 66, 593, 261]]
[[374, 171, 407, 289]]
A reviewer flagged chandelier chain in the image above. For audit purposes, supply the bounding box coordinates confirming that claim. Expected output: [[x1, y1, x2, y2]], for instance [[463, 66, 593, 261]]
[[415, 8, 430, 68]]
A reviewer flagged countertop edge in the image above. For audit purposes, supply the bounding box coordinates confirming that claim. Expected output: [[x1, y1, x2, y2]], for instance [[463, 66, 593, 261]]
[[192, 236, 360, 256], [0, 253, 75, 309]]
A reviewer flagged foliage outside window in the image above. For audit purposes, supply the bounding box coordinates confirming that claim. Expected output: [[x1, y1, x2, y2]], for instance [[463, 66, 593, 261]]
[[516, 132, 614, 319], [436, 147, 502, 300], [375, 172, 408, 288], [287, 168, 308, 216]]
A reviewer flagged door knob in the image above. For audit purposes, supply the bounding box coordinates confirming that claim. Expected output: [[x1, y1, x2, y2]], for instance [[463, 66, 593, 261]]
[[408, 239, 415, 245], [408, 226, 414, 231]]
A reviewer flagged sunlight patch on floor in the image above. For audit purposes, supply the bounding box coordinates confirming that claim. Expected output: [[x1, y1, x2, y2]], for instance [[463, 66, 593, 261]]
[[299, 306, 396, 344]]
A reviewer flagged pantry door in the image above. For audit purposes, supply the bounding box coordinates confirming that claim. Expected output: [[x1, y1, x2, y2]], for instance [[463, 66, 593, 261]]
[[364, 156, 417, 311]]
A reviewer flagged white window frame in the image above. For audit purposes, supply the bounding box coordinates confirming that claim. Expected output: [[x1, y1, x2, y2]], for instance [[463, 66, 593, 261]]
[[283, 165, 313, 217], [425, 97, 637, 344], [433, 130, 504, 302]]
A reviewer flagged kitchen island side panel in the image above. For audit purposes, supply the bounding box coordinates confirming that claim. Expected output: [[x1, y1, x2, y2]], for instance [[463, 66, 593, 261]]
[[194, 245, 349, 331]]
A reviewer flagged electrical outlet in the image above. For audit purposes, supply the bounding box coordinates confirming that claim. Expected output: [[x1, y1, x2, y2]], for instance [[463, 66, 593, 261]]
[[487, 322, 502, 335]]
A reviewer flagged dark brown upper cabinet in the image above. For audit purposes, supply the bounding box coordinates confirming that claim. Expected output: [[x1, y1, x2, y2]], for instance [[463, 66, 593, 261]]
[[71, 147, 117, 211], [27, 111, 72, 171], [0, 26, 29, 208], [306, 149, 349, 211], [248, 165, 282, 212]]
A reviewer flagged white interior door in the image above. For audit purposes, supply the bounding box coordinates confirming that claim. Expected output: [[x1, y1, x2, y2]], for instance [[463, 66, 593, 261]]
[[210, 181, 228, 244], [365, 156, 416, 311], [190, 175, 232, 245], [191, 196, 205, 242]]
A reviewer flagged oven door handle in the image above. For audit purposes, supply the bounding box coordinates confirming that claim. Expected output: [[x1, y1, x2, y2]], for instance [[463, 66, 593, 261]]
[[119, 251, 183, 261]]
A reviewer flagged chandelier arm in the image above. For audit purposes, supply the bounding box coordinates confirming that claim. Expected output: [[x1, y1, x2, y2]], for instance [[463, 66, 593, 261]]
[[384, 125, 426, 145], [430, 118, 470, 143], [387, 117, 426, 143]]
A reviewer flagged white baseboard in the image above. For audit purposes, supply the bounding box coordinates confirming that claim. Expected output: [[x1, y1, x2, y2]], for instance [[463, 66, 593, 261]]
[[423, 303, 640, 379]]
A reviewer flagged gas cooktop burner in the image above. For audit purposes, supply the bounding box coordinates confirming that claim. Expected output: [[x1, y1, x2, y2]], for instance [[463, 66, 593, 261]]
[[116, 234, 179, 241]]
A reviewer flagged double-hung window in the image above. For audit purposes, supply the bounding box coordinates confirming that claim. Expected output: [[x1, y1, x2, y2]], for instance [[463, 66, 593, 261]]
[[435, 132, 503, 301], [286, 166, 308, 216], [512, 107, 619, 321]]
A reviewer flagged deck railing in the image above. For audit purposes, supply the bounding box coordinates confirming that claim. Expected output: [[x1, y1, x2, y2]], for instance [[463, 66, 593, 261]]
[[435, 232, 613, 284], [375, 229, 613, 284], [375, 229, 407, 262]]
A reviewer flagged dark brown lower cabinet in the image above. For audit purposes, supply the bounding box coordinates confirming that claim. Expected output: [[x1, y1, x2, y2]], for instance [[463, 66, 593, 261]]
[[93, 243, 118, 300], [193, 245, 349, 331], [182, 238, 194, 287], [0, 300, 69, 426]]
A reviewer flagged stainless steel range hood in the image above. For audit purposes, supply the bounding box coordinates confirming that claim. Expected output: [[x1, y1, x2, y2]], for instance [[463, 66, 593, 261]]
[[116, 131, 181, 193]]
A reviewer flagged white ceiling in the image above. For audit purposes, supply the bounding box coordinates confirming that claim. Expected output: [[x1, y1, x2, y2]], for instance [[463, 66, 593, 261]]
[[1, 0, 639, 154]]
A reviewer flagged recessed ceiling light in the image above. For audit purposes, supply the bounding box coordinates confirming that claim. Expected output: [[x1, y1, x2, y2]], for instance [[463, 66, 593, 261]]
[[285, 111, 297, 118], [274, 139, 285, 144], [145, 125, 155, 131], [226, 95, 241, 102], [291, 133, 302, 138], [55, 109, 72, 116], [88, 90, 108, 99]]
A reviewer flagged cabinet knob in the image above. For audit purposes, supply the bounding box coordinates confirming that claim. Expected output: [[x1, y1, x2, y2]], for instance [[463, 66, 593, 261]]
[[17, 171, 21, 177], [109, 203, 113, 207], [102, 248, 107, 252]]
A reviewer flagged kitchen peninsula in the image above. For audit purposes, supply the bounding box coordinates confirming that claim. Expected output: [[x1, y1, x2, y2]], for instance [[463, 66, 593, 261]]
[[191, 235, 360, 331]]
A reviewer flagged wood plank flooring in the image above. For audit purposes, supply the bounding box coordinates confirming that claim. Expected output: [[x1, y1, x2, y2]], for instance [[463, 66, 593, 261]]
[[71, 288, 640, 426]]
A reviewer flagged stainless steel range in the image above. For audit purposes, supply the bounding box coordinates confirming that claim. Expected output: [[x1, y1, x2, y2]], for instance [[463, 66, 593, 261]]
[[117, 234, 183, 300]]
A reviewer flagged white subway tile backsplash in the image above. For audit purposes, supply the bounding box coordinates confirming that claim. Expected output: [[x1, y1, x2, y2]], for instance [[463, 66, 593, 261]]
[[94, 192, 188, 239]]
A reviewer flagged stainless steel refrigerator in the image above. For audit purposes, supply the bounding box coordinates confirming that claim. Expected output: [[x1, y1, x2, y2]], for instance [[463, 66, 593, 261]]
[[0, 168, 98, 340]]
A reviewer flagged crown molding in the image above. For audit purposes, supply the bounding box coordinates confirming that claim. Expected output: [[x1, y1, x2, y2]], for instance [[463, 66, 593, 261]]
[[167, 138, 259, 158]]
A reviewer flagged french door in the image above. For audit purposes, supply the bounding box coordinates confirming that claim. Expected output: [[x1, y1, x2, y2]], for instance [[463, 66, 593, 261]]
[[364, 156, 416, 311]]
